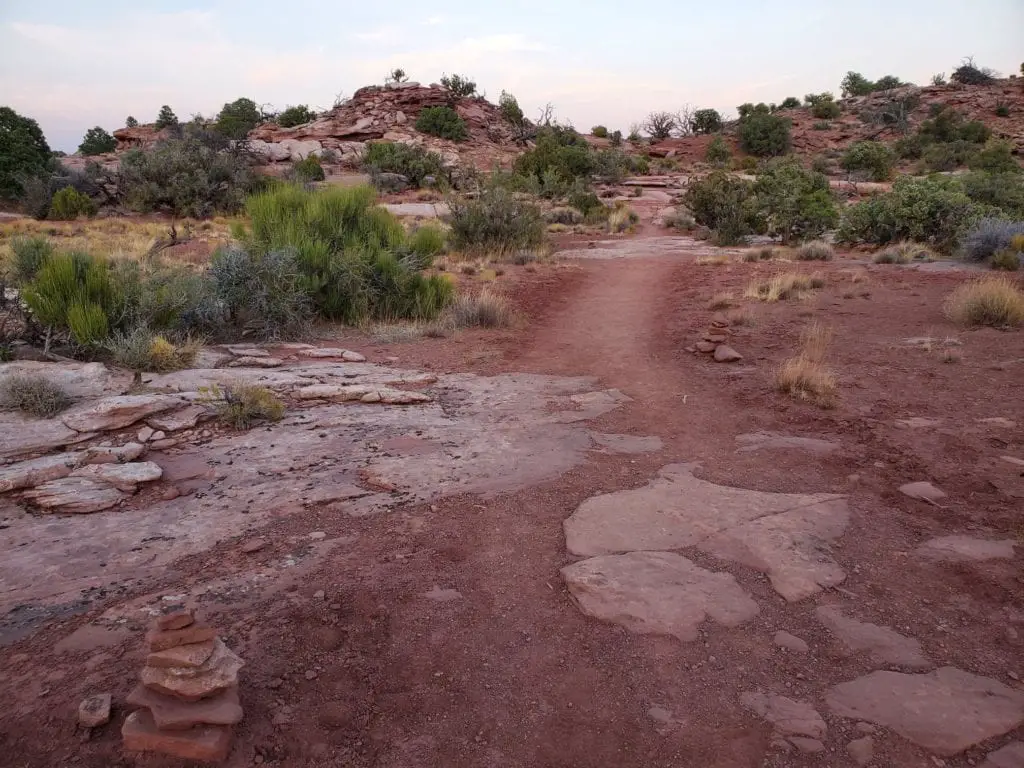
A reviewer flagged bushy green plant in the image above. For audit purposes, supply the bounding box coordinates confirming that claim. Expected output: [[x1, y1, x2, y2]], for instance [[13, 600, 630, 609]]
[[811, 99, 841, 120], [125, 116, 139, 128], [0, 374, 72, 417], [609, 130, 623, 147], [215, 97, 262, 140], [961, 172, 1024, 217], [921, 141, 978, 172], [838, 176, 984, 252], [106, 327, 199, 371], [415, 106, 468, 141], [592, 149, 636, 183], [440, 73, 477, 98], [78, 127, 116, 156], [118, 136, 258, 217], [499, 91, 528, 138], [752, 158, 838, 243], [995, 102, 1011, 118], [154, 105, 178, 130], [448, 186, 545, 254], [568, 185, 604, 217], [683, 171, 758, 245], [738, 113, 791, 157], [841, 141, 896, 181], [277, 105, 316, 128], [407, 224, 446, 263], [951, 58, 997, 86], [691, 109, 723, 134], [0, 106, 51, 201], [705, 136, 731, 165], [48, 187, 96, 220], [10, 236, 53, 284], [291, 155, 325, 183], [513, 126, 595, 190], [959, 120, 992, 144], [841, 72, 875, 97], [362, 141, 445, 188], [132, 265, 222, 334], [968, 140, 1019, 174], [591, 125, 609, 138], [778, 97, 801, 110], [23, 251, 129, 346]]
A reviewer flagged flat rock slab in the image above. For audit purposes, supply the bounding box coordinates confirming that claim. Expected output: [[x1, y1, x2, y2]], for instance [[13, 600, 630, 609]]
[[297, 348, 366, 362], [735, 432, 840, 456], [0, 361, 133, 399], [561, 551, 758, 642], [22, 477, 125, 513], [983, 741, 1024, 768], [588, 432, 663, 454], [826, 667, 1024, 756], [918, 535, 1016, 563], [127, 685, 243, 730], [61, 394, 183, 432], [122, 709, 232, 761], [740, 691, 826, 738], [895, 417, 943, 429], [227, 356, 283, 368], [816, 605, 930, 668], [0, 452, 78, 492], [140, 638, 243, 702], [899, 481, 947, 503], [0, 412, 84, 460], [71, 461, 163, 492], [147, 405, 210, 432], [564, 464, 848, 601]]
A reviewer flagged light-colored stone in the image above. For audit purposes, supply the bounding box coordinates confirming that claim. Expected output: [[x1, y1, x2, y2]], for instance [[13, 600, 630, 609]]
[[137, 426, 154, 443], [847, 736, 875, 766], [147, 639, 216, 669], [140, 638, 244, 702], [79, 442, 145, 465], [22, 476, 125, 513], [78, 693, 112, 727], [0, 453, 78, 492], [736, 432, 839, 456], [788, 737, 824, 753], [899, 481, 947, 503], [147, 625, 217, 652], [157, 611, 194, 631], [894, 417, 942, 429], [294, 384, 374, 401], [127, 684, 243, 731], [917, 535, 1016, 563], [122, 709, 233, 761], [0, 412, 83, 459], [774, 630, 809, 653], [71, 461, 163, 492], [979, 417, 1016, 429], [424, 586, 463, 602], [826, 667, 1024, 756], [147, 405, 210, 432], [740, 691, 827, 738], [61, 394, 182, 432], [713, 345, 743, 363], [297, 348, 360, 360], [561, 551, 759, 642], [226, 346, 269, 357], [982, 741, 1024, 768], [816, 605, 930, 669], [588, 432, 664, 454], [227, 356, 283, 368]]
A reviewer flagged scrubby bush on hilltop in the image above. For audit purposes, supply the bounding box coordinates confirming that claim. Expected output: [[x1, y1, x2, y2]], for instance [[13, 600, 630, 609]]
[[154, 105, 179, 130], [841, 141, 896, 181], [0, 106, 51, 201], [78, 127, 116, 156], [440, 73, 477, 98], [752, 158, 838, 243], [215, 97, 263, 140], [448, 185, 545, 255], [642, 111, 676, 140], [951, 57, 997, 86], [738, 112, 791, 157], [362, 141, 446, 188], [778, 97, 801, 110], [414, 105, 468, 141], [691, 109, 723, 135], [277, 105, 316, 128]]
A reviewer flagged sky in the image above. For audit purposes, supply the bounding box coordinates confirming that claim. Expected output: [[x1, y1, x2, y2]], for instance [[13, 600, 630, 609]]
[[1, 0, 1021, 153]]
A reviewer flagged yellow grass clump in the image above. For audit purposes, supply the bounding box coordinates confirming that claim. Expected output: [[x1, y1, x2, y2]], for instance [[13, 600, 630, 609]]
[[744, 271, 825, 302], [943, 276, 1024, 327], [774, 322, 838, 408]]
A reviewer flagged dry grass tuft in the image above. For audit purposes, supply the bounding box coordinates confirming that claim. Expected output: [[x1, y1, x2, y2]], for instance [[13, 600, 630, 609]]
[[873, 241, 937, 264], [774, 322, 838, 408], [726, 307, 756, 326], [707, 292, 734, 310], [943, 276, 1024, 327], [744, 271, 824, 302], [214, 384, 285, 430], [449, 289, 513, 328], [0, 374, 73, 418], [796, 240, 834, 261], [696, 254, 731, 266]]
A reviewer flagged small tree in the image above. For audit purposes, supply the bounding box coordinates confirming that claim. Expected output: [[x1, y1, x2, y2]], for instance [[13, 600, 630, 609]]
[[691, 108, 723, 135], [0, 106, 51, 201], [705, 136, 731, 165], [951, 57, 997, 85], [752, 158, 839, 243], [386, 68, 409, 85], [591, 125, 609, 138], [874, 75, 902, 91], [841, 141, 896, 181], [778, 97, 801, 110], [499, 91, 528, 139], [415, 106, 468, 141], [215, 97, 262, 140], [841, 72, 875, 97], [738, 113, 791, 157], [277, 105, 316, 128], [440, 73, 477, 98], [154, 105, 178, 130], [125, 116, 139, 128], [642, 111, 676, 140], [931, 73, 947, 86], [78, 127, 116, 156]]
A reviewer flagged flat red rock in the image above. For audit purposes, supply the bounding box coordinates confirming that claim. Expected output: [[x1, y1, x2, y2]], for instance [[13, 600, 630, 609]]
[[122, 709, 232, 762], [156, 611, 195, 631], [147, 639, 216, 669], [147, 625, 217, 652], [127, 685, 243, 730]]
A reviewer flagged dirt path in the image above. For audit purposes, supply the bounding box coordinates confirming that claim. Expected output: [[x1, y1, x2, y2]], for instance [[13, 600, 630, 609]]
[[2, 242, 1022, 767]]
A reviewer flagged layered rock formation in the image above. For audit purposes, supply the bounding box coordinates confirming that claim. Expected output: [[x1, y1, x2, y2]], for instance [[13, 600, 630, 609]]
[[122, 610, 244, 762]]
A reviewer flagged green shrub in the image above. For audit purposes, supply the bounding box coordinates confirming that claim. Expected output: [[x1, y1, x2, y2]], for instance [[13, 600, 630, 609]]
[[362, 141, 445, 188], [752, 158, 839, 243], [448, 186, 545, 254], [242, 184, 452, 323], [208, 246, 311, 339], [415, 106, 468, 141], [215, 384, 285, 429], [215, 97, 262, 140], [568, 185, 604, 217], [10, 236, 53, 284], [738, 113, 791, 157], [959, 120, 991, 144], [125, 116, 139, 128], [683, 171, 757, 245], [962, 172, 1024, 218], [951, 58, 997, 86], [291, 155, 325, 183], [440, 73, 477, 98], [609, 130, 623, 147], [691, 109, 723, 134], [921, 141, 978, 172], [591, 125, 609, 138], [154, 105, 178, 130], [968, 140, 1019, 174], [991, 249, 1021, 271], [960, 219, 1024, 263], [811, 99, 841, 120], [23, 251, 129, 346], [48, 187, 96, 220], [705, 136, 731, 165], [811, 155, 830, 175], [0, 374, 72, 417], [78, 127, 116, 156], [838, 176, 984, 252], [407, 224, 446, 262], [0, 106, 51, 201], [796, 241, 834, 260], [498, 91, 528, 138], [812, 122, 831, 131], [840, 72, 875, 97], [995, 103, 1011, 118], [779, 97, 801, 110], [841, 141, 896, 181], [514, 126, 594, 192], [277, 105, 316, 128], [106, 327, 199, 371], [118, 136, 258, 217], [545, 207, 584, 225]]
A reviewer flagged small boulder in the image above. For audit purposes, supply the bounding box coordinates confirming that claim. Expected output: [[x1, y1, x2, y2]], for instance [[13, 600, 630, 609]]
[[78, 693, 112, 728], [899, 481, 947, 503], [847, 736, 874, 766], [713, 345, 743, 363]]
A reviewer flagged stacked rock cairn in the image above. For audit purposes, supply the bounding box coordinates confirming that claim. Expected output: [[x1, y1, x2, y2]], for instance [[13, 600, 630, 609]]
[[122, 609, 244, 762]]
